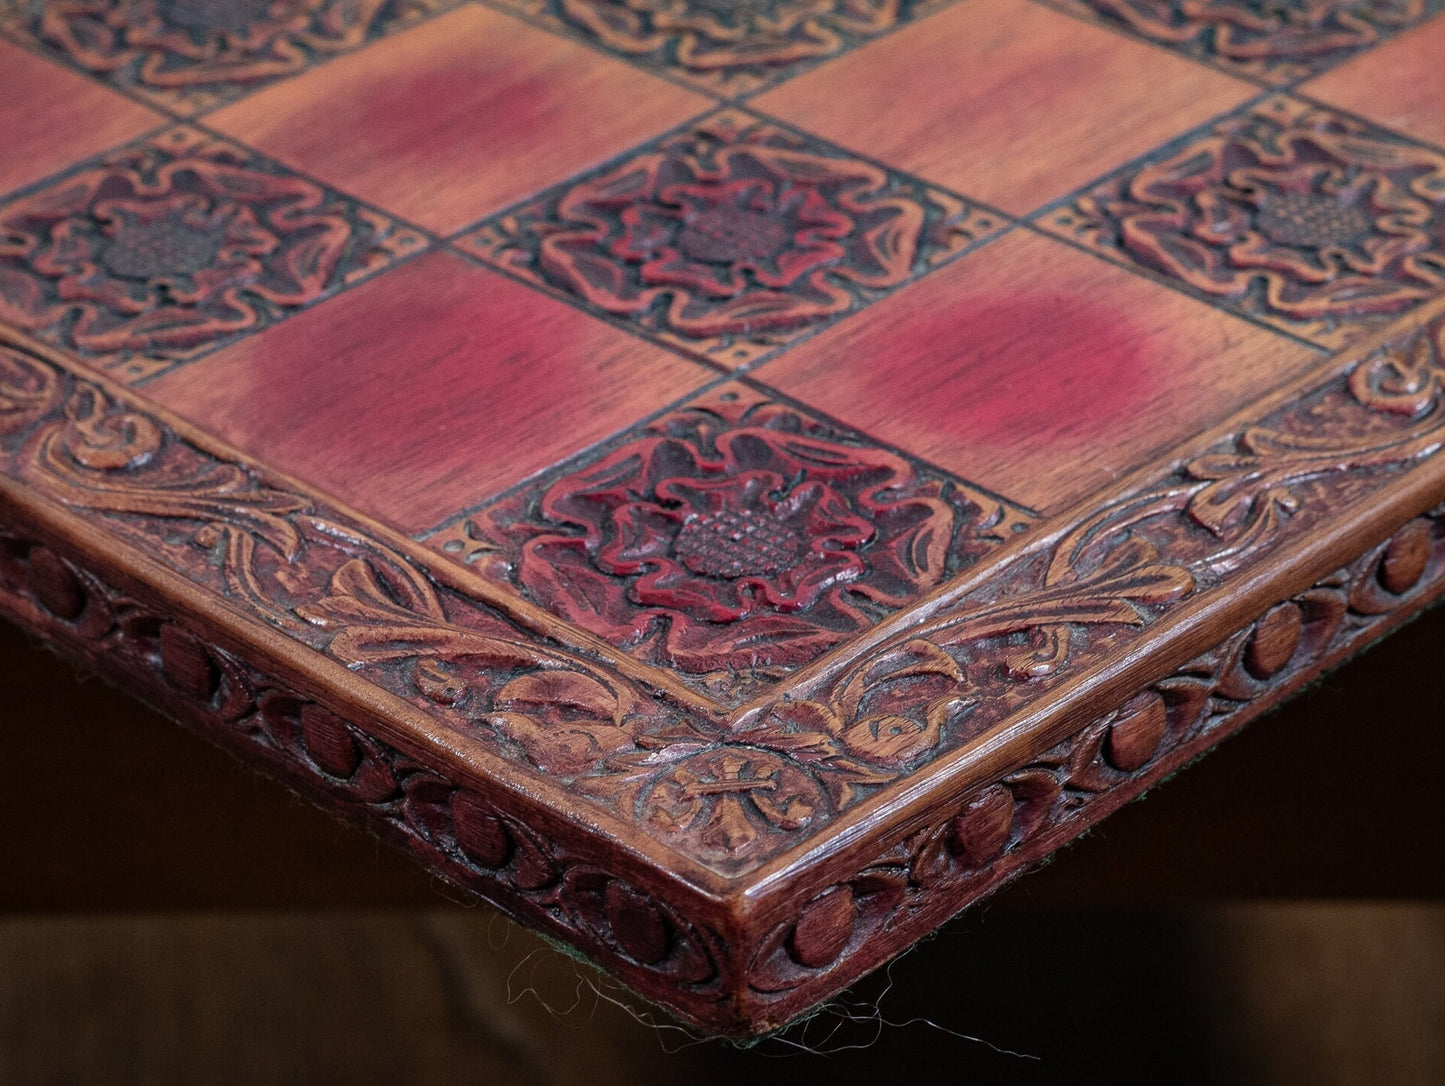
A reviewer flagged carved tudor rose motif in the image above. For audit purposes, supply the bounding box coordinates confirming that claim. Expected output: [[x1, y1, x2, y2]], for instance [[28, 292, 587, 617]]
[[502, 0, 928, 93], [463, 393, 1026, 678], [1062, 0, 1439, 82], [8, 0, 447, 109], [460, 112, 993, 364], [1051, 100, 1445, 347], [0, 131, 422, 381]]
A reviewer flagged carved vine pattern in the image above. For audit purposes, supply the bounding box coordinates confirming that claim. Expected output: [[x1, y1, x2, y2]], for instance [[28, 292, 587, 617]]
[[0, 335, 718, 817], [0, 528, 736, 1023], [1, 310, 1444, 873], [743, 507, 1445, 999], [5, 468, 1439, 1031]]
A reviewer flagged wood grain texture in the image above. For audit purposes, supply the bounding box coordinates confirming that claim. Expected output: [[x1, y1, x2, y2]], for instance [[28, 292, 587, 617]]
[[760, 229, 1320, 512], [1042, 96, 1445, 350], [1302, 15, 1445, 150], [752, 0, 1255, 215], [0, 38, 161, 200], [5, 293, 1445, 1031], [5, 464, 1441, 1032], [206, 5, 712, 234], [3, 0, 1444, 1039], [144, 252, 711, 533]]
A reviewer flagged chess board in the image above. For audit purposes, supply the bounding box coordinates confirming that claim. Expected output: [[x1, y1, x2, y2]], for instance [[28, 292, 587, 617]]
[[1, 0, 1443, 1036]]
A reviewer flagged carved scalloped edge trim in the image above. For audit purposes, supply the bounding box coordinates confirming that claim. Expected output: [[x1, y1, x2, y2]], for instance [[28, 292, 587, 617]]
[[4, 301, 1445, 885], [0, 510, 760, 1033], [731, 507, 1445, 1031], [6, 306, 1445, 1030], [6, 497, 1440, 1035], [729, 302, 1445, 879]]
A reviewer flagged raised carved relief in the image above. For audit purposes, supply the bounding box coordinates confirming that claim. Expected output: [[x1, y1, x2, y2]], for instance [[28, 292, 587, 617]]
[[0, 0, 455, 111], [1045, 98, 1445, 349], [0, 129, 424, 383], [0, 335, 719, 824], [492, 0, 944, 95], [457, 111, 998, 366], [2, 310, 1445, 875], [745, 507, 1445, 1003], [0, 526, 735, 1026], [1050, 0, 1441, 83], [442, 387, 1031, 692]]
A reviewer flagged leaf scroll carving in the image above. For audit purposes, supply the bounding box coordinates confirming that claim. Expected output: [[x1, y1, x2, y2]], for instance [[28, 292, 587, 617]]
[[0, 338, 713, 815], [628, 313, 1445, 868], [742, 506, 1445, 1005], [2, 311, 1445, 873]]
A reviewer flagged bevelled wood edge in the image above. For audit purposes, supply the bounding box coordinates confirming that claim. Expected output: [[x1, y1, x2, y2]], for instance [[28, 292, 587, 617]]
[[7, 302, 1445, 1033], [730, 508, 1445, 1030], [0, 505, 754, 1032], [0, 329, 739, 897], [722, 301, 1445, 879]]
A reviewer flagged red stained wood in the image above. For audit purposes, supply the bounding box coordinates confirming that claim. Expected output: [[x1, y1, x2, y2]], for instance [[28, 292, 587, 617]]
[[0, 39, 161, 198], [1303, 17, 1445, 151], [760, 230, 1320, 513], [207, 6, 712, 235], [753, 0, 1254, 215], [3, 0, 1444, 1041], [144, 252, 710, 533]]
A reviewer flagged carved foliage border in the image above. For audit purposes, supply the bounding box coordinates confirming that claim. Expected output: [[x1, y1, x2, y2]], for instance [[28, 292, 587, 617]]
[[738, 507, 1445, 1021], [6, 330, 1445, 1031], [641, 312, 1445, 871], [0, 524, 744, 1031], [4, 315, 1445, 872], [0, 336, 722, 828]]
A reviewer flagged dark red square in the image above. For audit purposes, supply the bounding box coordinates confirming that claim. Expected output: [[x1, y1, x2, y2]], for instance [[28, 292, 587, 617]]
[[431, 384, 1032, 697]]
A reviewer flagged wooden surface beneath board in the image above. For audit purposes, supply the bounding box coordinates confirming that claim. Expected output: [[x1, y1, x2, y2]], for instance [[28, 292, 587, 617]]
[[0, 0, 1442, 1035]]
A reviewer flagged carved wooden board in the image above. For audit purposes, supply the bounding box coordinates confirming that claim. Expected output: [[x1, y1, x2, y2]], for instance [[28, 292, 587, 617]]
[[1, 0, 1443, 1035]]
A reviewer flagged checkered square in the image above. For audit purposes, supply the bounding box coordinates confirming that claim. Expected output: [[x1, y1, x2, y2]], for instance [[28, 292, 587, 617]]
[[0, 127, 425, 382], [456, 109, 999, 368], [1042, 96, 1445, 348]]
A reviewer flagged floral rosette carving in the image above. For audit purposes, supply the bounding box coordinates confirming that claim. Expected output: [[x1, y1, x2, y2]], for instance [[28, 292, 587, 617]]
[[1060, 0, 1440, 82], [6, 311, 1445, 874], [4, 0, 449, 110], [500, 0, 933, 93], [0, 131, 422, 381], [1049, 99, 1445, 347], [460, 113, 994, 364], [464, 392, 1026, 683]]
